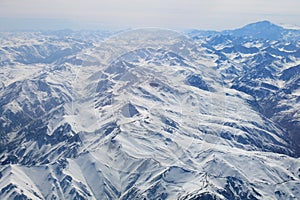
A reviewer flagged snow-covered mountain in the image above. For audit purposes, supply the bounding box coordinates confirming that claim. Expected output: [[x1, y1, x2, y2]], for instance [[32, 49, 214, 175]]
[[0, 22, 300, 199], [190, 21, 300, 156]]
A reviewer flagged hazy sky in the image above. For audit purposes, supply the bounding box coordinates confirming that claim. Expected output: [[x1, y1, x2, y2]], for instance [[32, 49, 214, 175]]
[[1, 0, 300, 30]]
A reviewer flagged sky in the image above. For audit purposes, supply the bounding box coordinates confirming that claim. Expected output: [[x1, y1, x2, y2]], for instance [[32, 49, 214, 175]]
[[0, 0, 300, 31]]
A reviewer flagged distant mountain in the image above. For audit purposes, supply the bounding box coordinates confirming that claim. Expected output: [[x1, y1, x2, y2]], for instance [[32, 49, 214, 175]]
[[224, 20, 284, 40], [189, 20, 300, 41], [0, 22, 300, 199]]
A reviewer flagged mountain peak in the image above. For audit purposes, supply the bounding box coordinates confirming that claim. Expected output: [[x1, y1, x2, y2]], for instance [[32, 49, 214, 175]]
[[226, 20, 284, 40], [249, 20, 273, 25], [242, 20, 282, 30]]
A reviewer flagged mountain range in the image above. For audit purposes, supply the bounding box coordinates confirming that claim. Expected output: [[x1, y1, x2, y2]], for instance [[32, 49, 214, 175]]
[[0, 21, 300, 199]]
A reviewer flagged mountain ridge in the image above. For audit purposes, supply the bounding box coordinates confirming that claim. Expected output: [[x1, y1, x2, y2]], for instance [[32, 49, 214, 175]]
[[189, 20, 300, 41], [0, 21, 300, 199]]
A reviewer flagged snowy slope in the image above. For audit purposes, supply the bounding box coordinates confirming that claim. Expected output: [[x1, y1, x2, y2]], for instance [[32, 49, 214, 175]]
[[0, 24, 300, 199], [191, 23, 300, 156]]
